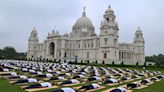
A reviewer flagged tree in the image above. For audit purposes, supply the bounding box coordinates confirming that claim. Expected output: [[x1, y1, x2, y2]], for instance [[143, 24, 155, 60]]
[[143, 62, 146, 67], [3, 46, 17, 59], [145, 54, 164, 66], [0, 49, 4, 59]]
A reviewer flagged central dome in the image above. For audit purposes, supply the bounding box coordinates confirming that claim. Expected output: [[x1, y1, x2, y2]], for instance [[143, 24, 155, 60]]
[[73, 7, 94, 29]]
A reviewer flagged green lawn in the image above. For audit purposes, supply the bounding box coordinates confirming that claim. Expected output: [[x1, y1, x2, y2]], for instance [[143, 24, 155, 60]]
[[133, 79, 164, 92], [0, 67, 163, 92], [0, 78, 25, 92]]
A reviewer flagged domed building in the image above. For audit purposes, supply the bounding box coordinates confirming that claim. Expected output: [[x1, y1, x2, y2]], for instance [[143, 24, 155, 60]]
[[27, 5, 145, 65]]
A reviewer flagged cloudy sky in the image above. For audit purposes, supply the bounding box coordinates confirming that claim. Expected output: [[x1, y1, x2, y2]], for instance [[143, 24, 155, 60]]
[[0, 0, 164, 56]]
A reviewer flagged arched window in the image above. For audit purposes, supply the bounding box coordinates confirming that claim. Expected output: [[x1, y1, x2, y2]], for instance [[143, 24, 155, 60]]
[[78, 44, 80, 48], [70, 44, 72, 48], [106, 18, 109, 22], [59, 52, 61, 57], [70, 53, 71, 57], [104, 53, 107, 59], [64, 52, 67, 57], [88, 44, 90, 47], [92, 43, 93, 47], [49, 42, 55, 57], [104, 38, 108, 45], [87, 52, 89, 58], [114, 39, 117, 46]]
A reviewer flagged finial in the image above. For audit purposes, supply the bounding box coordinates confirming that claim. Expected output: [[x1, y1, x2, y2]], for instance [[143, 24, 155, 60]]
[[84, 6, 86, 12], [138, 26, 140, 30], [82, 6, 86, 17], [56, 30, 59, 34], [108, 4, 111, 8], [52, 29, 55, 33], [65, 30, 68, 34], [33, 27, 36, 30]]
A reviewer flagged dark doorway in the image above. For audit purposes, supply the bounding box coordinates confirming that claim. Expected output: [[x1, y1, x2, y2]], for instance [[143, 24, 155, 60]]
[[49, 42, 55, 57]]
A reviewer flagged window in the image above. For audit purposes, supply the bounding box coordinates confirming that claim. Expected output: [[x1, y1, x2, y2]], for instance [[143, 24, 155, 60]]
[[78, 44, 80, 48], [75, 30, 77, 34], [104, 38, 108, 45], [70, 53, 71, 57], [122, 52, 124, 59], [106, 18, 109, 22], [34, 34, 36, 38], [104, 53, 107, 59], [70, 44, 72, 48], [114, 39, 117, 46], [87, 52, 89, 58], [64, 52, 67, 57], [65, 43, 67, 48], [92, 43, 93, 47], [59, 52, 61, 57]]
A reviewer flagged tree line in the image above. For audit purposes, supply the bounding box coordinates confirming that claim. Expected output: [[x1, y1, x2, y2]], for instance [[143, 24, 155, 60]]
[[145, 54, 164, 65], [0, 46, 26, 60]]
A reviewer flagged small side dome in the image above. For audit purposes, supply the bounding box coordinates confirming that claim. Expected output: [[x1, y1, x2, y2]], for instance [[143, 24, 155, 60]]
[[105, 5, 114, 14], [73, 7, 94, 29], [63, 31, 69, 37]]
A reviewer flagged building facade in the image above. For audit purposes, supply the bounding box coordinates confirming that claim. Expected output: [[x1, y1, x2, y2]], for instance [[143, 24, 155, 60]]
[[27, 6, 145, 65]]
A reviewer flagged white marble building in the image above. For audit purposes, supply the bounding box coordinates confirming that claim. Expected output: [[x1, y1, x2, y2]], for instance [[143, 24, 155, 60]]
[[27, 6, 145, 65]]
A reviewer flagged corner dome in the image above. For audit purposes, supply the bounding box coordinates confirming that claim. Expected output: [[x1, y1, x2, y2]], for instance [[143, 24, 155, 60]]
[[73, 7, 94, 29], [105, 5, 114, 14]]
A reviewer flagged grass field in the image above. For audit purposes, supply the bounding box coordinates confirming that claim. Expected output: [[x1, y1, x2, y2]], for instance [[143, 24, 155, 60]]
[[0, 66, 163, 92]]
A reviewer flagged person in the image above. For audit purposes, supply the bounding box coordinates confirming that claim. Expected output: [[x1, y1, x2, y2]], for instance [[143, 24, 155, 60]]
[[0, 68, 9, 72], [104, 78, 118, 84], [0, 72, 17, 76], [8, 75, 27, 79], [126, 82, 141, 89], [14, 78, 38, 84], [37, 73, 53, 78], [87, 76, 100, 81], [110, 87, 127, 92], [140, 79, 151, 85], [52, 87, 77, 92], [61, 79, 79, 85], [50, 76, 65, 80], [24, 82, 52, 89], [80, 83, 100, 90]]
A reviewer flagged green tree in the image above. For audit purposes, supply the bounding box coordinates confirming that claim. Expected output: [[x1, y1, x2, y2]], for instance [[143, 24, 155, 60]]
[[0, 49, 4, 59], [3, 46, 17, 59]]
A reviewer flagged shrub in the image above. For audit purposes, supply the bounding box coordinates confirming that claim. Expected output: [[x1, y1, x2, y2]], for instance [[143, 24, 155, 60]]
[[81, 60, 83, 63], [121, 61, 124, 66], [136, 62, 139, 66], [58, 59, 61, 63], [112, 61, 115, 65], [87, 60, 89, 63], [95, 60, 98, 64], [102, 60, 105, 64]]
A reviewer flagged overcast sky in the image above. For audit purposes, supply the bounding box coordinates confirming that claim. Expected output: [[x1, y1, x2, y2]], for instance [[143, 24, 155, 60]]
[[0, 0, 164, 56]]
